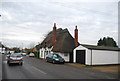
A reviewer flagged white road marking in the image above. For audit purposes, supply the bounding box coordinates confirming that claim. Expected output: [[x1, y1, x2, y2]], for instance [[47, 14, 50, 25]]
[[32, 66, 47, 75]]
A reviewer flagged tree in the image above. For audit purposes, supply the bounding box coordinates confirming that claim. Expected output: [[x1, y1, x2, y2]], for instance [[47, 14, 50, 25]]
[[97, 37, 118, 47], [97, 38, 103, 46], [12, 47, 21, 53], [103, 37, 107, 46]]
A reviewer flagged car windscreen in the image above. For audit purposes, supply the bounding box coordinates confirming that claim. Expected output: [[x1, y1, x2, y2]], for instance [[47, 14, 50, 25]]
[[30, 53, 34, 55], [10, 54, 22, 57], [53, 54, 62, 58]]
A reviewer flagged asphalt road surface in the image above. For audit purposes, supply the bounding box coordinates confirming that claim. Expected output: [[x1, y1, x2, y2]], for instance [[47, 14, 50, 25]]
[[2, 54, 118, 80]]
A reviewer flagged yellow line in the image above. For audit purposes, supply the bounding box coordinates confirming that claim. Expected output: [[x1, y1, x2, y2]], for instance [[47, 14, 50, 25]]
[[32, 66, 47, 75]]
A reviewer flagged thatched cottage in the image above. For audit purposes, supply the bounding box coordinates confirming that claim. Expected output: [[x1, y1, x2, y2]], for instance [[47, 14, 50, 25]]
[[35, 23, 79, 62]]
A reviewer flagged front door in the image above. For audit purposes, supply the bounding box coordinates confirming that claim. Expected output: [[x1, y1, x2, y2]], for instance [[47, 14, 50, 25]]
[[76, 50, 85, 64]]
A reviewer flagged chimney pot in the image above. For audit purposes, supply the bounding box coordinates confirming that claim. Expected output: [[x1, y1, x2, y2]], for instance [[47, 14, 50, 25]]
[[54, 23, 56, 27], [75, 26, 77, 29]]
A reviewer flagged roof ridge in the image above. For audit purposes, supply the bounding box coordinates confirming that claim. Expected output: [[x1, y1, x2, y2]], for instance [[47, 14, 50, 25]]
[[81, 44, 119, 48], [80, 44, 120, 51]]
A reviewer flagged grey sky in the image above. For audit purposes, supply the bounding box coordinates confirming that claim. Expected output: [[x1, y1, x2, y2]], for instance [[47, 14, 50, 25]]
[[0, 0, 119, 48]]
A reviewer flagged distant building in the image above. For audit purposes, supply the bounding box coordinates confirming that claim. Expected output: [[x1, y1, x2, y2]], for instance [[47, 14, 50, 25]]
[[0, 42, 6, 54], [9, 51, 14, 54], [35, 23, 79, 62], [33, 48, 37, 52]]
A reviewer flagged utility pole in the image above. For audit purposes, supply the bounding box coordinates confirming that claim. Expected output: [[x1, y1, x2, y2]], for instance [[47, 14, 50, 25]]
[[22, 43, 23, 53]]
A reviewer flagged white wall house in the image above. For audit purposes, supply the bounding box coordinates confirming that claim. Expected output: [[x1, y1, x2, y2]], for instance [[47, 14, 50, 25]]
[[39, 47, 52, 59], [74, 44, 120, 65], [39, 47, 70, 62], [0, 47, 6, 54], [0, 42, 6, 54]]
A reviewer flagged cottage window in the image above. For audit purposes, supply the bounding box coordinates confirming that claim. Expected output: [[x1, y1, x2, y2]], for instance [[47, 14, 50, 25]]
[[41, 51, 43, 57], [46, 51, 48, 55]]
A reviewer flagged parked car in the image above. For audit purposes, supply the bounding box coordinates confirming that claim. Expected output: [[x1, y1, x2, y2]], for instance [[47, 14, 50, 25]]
[[29, 52, 35, 57], [7, 53, 23, 66], [15, 53, 23, 56], [21, 53, 27, 56], [46, 53, 65, 64], [6, 54, 10, 59]]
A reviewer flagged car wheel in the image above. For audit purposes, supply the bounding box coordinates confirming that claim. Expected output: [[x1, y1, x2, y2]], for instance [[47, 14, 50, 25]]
[[7, 61, 9, 64], [46, 59, 48, 62], [20, 62, 23, 66], [8, 63, 11, 66], [52, 60, 56, 64]]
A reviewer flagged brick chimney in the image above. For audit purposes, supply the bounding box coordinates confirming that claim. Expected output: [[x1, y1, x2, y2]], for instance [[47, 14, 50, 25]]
[[74, 26, 78, 47], [52, 23, 57, 45]]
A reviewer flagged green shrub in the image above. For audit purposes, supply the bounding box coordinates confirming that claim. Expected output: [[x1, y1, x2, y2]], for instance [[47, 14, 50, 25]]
[[34, 51, 39, 58]]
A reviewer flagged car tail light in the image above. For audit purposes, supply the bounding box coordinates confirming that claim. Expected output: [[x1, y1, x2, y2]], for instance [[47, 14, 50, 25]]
[[10, 58, 13, 60], [20, 58, 23, 60]]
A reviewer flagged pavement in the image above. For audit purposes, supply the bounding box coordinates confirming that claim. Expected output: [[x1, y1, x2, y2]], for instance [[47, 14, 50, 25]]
[[2, 54, 118, 80], [65, 63, 119, 74], [90, 65, 119, 74]]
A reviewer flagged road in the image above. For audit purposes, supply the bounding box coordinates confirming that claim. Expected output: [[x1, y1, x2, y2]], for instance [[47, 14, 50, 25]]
[[2, 54, 118, 80]]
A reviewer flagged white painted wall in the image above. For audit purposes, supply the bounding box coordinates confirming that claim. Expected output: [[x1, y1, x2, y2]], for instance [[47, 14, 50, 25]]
[[39, 47, 52, 59], [39, 48, 44, 58], [85, 49, 92, 65], [91, 50, 119, 65]]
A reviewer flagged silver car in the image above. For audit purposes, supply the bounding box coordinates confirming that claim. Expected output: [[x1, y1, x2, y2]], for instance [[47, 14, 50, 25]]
[[7, 54, 23, 66]]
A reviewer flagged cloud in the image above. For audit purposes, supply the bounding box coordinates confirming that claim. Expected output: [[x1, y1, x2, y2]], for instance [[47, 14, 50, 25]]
[[1, 1, 118, 48], [2, 0, 119, 2]]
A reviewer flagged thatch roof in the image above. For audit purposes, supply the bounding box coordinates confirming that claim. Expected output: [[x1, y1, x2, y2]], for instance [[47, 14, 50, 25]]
[[81, 44, 120, 51], [36, 28, 77, 53]]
